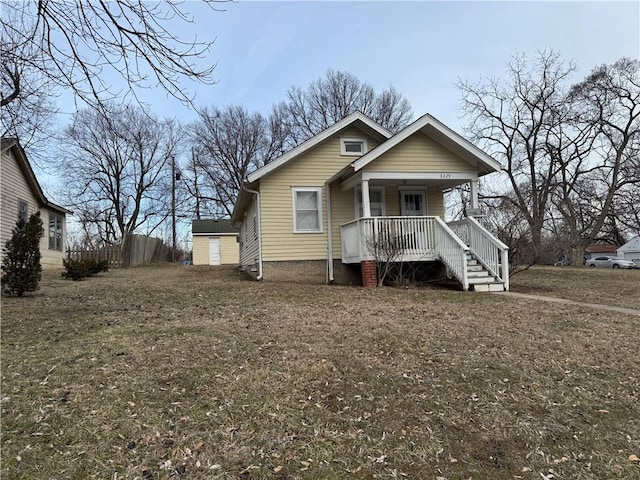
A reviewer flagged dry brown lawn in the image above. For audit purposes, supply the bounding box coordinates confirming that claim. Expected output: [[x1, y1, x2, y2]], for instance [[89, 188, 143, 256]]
[[1, 265, 639, 479], [510, 265, 640, 310]]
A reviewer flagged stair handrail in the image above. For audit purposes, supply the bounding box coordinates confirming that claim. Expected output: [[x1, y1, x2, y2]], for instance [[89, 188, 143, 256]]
[[433, 217, 470, 290], [465, 216, 509, 291]]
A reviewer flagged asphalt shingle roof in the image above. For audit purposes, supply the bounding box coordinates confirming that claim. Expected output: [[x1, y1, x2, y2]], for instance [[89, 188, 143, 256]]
[[191, 219, 238, 234]]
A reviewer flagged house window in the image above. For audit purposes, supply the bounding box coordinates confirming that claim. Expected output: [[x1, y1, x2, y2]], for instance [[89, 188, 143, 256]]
[[49, 214, 63, 250], [18, 200, 28, 222], [292, 187, 322, 233], [340, 138, 367, 156], [356, 187, 385, 217]]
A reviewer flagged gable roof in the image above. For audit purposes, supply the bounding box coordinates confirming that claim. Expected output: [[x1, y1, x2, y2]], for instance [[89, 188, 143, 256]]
[[585, 244, 618, 254], [351, 113, 501, 175], [246, 111, 392, 184], [618, 236, 640, 253], [1, 138, 72, 215], [192, 219, 238, 235]]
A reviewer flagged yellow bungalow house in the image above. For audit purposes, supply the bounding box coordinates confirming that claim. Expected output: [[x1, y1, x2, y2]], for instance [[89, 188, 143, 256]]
[[231, 112, 509, 291], [1, 138, 72, 268]]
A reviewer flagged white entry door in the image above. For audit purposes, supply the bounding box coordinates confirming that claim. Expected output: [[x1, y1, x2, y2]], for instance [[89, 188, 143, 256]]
[[400, 190, 426, 216], [208, 237, 221, 265]]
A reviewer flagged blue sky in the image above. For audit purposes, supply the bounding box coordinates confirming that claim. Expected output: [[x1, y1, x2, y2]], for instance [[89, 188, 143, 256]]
[[122, 0, 640, 133]]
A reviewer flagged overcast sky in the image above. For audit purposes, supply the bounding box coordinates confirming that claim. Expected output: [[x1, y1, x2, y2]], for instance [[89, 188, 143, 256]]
[[115, 0, 640, 133], [44, 0, 639, 218]]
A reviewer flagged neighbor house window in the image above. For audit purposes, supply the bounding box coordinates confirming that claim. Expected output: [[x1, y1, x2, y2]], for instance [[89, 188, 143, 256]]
[[18, 200, 28, 222], [340, 138, 367, 156], [49, 214, 63, 250], [356, 187, 385, 217], [292, 187, 322, 233]]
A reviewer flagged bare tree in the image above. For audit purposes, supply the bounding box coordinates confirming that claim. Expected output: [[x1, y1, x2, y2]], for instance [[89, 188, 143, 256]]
[[1, 7, 58, 163], [458, 50, 575, 263], [1, 1, 225, 114], [188, 105, 289, 217], [563, 58, 640, 257], [183, 72, 412, 217], [62, 105, 179, 245], [279, 69, 413, 144]]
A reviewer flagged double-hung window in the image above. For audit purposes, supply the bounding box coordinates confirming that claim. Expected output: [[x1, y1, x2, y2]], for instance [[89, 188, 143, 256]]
[[49, 214, 63, 250], [292, 187, 322, 233], [356, 187, 385, 217], [18, 200, 28, 223]]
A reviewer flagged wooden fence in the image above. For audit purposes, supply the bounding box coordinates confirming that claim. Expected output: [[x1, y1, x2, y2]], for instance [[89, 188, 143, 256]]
[[121, 234, 166, 268], [68, 234, 167, 268], [67, 245, 122, 267]]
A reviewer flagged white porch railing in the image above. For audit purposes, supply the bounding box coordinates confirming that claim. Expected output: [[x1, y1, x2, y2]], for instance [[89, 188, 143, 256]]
[[340, 216, 470, 290], [448, 216, 509, 291]]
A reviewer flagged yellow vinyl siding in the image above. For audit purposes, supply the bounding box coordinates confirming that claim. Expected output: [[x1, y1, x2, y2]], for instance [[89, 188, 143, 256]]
[[193, 235, 238, 265], [365, 131, 473, 173], [427, 187, 445, 218], [260, 127, 381, 261], [219, 236, 239, 265], [329, 182, 355, 259], [192, 236, 209, 265]]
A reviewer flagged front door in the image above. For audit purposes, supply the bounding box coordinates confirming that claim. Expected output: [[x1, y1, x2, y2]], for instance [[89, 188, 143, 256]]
[[400, 190, 426, 216]]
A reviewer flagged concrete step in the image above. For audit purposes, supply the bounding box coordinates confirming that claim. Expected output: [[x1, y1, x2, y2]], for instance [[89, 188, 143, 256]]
[[468, 276, 499, 285], [467, 264, 483, 272], [468, 270, 491, 278], [472, 282, 505, 292]]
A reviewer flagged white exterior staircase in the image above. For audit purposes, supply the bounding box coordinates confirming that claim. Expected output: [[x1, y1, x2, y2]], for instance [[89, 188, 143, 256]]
[[465, 252, 506, 292]]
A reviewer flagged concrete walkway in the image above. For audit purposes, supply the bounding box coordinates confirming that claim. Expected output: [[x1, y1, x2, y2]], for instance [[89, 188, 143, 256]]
[[495, 291, 640, 317]]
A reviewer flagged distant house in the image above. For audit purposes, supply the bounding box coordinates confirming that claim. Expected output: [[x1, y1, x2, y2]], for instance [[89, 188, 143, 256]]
[[191, 219, 239, 266], [1, 138, 71, 268], [231, 111, 509, 291], [583, 244, 619, 262], [617, 236, 640, 266]]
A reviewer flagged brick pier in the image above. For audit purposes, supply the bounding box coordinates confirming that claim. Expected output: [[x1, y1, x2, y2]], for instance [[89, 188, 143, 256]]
[[361, 260, 377, 287]]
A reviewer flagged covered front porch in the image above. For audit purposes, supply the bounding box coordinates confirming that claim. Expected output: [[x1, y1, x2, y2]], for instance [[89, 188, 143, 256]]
[[328, 173, 509, 291], [339, 215, 509, 291]]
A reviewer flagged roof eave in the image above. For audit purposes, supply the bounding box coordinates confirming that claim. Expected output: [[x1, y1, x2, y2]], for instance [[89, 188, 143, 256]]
[[246, 112, 391, 184]]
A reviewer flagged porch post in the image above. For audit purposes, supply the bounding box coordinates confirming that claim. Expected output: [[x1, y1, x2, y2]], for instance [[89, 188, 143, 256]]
[[470, 180, 479, 211], [361, 180, 371, 217]]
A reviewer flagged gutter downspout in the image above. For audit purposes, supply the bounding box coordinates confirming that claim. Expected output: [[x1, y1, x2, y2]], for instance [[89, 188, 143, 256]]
[[325, 181, 334, 283], [242, 186, 263, 281]]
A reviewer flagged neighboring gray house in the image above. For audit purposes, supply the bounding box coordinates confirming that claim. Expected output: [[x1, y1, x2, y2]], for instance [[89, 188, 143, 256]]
[[617, 236, 640, 266], [1, 138, 72, 268]]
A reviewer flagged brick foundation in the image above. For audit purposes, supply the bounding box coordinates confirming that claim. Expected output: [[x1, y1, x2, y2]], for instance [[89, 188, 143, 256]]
[[361, 260, 377, 287]]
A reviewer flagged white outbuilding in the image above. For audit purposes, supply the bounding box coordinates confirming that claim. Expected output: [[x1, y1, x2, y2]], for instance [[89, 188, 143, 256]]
[[617, 236, 640, 266]]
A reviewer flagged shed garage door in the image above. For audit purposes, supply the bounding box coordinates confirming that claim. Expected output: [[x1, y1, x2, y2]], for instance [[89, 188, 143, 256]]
[[208, 237, 221, 265]]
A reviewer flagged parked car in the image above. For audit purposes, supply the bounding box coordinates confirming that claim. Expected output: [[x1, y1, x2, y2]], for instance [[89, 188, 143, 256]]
[[585, 255, 638, 269]]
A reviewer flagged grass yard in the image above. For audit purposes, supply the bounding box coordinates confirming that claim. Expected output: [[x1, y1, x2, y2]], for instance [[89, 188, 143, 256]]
[[1, 265, 639, 479]]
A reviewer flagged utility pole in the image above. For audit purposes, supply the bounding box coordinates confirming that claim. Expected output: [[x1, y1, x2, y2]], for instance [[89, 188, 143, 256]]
[[171, 154, 177, 262]]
